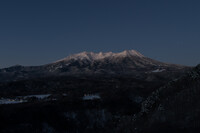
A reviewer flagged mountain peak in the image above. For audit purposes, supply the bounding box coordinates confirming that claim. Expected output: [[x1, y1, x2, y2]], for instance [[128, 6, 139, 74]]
[[56, 50, 144, 62], [118, 50, 144, 57]]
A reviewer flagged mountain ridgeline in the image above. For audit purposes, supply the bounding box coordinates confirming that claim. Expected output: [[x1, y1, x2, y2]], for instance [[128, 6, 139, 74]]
[[0, 50, 187, 82]]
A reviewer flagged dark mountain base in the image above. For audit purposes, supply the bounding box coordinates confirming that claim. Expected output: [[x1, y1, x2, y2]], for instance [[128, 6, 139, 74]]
[[0, 64, 196, 133]]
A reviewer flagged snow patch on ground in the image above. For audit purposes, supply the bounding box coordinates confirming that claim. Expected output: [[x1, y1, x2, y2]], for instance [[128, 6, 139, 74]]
[[0, 94, 52, 105], [21, 94, 51, 99], [64, 112, 77, 120], [83, 94, 101, 100], [0, 99, 27, 104], [42, 123, 55, 133], [62, 93, 67, 96], [134, 96, 144, 103], [152, 69, 165, 73]]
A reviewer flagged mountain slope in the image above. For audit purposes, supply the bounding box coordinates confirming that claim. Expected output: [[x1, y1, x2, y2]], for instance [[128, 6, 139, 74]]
[[48, 50, 184, 74]]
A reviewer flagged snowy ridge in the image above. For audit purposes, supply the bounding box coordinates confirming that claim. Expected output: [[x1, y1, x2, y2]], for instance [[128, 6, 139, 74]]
[[56, 50, 145, 62]]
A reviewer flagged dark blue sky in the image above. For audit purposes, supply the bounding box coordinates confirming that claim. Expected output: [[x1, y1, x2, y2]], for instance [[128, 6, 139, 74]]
[[0, 0, 200, 68]]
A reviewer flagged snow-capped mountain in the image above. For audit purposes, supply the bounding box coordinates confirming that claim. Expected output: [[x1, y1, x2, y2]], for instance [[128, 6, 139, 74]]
[[47, 50, 185, 73], [0, 50, 188, 82]]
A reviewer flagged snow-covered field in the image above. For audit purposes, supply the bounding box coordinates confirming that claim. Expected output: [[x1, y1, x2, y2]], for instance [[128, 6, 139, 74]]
[[0, 93, 101, 104], [0, 99, 27, 104], [20, 94, 51, 99], [0, 94, 52, 105]]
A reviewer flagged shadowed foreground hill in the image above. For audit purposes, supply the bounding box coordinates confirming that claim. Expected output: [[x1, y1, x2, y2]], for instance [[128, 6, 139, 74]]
[[128, 64, 200, 133]]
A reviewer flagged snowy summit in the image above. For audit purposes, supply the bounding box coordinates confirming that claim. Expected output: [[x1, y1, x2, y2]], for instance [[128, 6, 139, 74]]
[[56, 50, 145, 62]]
